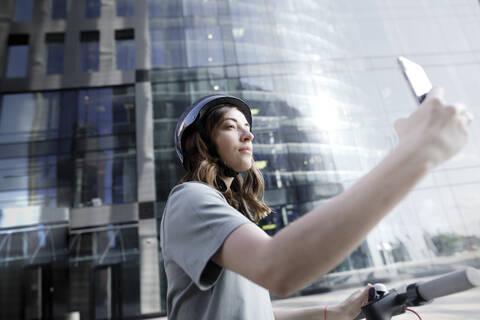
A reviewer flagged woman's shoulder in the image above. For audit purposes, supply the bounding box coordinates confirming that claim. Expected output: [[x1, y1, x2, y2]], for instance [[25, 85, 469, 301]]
[[169, 181, 223, 199], [163, 181, 229, 221]]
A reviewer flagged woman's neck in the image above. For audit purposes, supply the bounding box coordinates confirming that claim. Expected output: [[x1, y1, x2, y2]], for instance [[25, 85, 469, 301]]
[[222, 176, 234, 190]]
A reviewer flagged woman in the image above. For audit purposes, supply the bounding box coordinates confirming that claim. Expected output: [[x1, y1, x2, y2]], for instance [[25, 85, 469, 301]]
[[160, 90, 472, 319]]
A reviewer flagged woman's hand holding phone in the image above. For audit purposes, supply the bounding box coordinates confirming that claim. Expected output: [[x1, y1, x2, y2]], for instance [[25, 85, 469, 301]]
[[394, 86, 473, 169]]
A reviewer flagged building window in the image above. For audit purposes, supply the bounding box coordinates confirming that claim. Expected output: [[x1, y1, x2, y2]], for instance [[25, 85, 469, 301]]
[[0, 92, 71, 144], [148, 0, 182, 18], [13, 0, 34, 22], [77, 86, 135, 137], [0, 86, 136, 208], [51, 0, 67, 19], [148, 0, 161, 18], [0, 157, 59, 208], [116, 0, 134, 17], [5, 34, 29, 78], [115, 29, 135, 70], [85, 0, 100, 18], [74, 149, 137, 207], [80, 31, 99, 72], [150, 27, 187, 67], [46, 33, 65, 74], [75, 86, 137, 207], [185, 26, 224, 67]]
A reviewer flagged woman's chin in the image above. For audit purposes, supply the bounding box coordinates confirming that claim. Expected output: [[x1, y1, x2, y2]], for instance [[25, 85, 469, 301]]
[[233, 162, 253, 173]]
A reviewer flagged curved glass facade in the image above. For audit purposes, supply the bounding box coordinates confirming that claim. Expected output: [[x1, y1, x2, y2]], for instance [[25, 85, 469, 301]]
[[152, 0, 480, 287], [0, 0, 479, 317]]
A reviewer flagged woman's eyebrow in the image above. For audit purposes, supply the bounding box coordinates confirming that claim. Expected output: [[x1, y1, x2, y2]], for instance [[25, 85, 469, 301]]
[[222, 117, 238, 123], [222, 117, 249, 125]]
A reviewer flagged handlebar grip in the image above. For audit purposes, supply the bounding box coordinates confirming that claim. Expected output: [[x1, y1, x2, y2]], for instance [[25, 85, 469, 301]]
[[417, 267, 480, 301]]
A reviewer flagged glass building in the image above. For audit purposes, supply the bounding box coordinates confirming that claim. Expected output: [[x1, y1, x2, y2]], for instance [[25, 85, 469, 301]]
[[0, 0, 479, 318]]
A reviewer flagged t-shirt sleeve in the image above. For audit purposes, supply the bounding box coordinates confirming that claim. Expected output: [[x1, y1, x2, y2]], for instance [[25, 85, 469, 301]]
[[162, 182, 252, 290]]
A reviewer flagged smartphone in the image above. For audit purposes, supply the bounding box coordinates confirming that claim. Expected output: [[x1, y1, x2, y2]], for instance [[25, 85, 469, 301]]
[[397, 56, 433, 104]]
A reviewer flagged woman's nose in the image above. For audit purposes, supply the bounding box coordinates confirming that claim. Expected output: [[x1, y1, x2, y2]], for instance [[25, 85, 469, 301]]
[[241, 129, 254, 141]]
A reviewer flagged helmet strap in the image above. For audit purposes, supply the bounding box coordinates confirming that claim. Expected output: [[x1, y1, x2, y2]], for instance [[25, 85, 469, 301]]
[[218, 161, 239, 178], [209, 144, 239, 178], [197, 121, 240, 178]]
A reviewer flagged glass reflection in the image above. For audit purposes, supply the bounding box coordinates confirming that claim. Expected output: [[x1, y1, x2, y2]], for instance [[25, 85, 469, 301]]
[[0, 86, 136, 209], [0, 93, 62, 143]]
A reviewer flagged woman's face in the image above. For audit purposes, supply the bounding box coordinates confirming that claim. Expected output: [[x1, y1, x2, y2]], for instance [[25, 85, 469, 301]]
[[211, 108, 254, 172]]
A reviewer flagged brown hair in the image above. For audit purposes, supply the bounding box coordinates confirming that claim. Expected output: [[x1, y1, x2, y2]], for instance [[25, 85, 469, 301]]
[[179, 106, 271, 223]]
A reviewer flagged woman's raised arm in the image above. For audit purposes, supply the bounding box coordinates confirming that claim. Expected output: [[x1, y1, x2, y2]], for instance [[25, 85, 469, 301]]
[[213, 87, 472, 297]]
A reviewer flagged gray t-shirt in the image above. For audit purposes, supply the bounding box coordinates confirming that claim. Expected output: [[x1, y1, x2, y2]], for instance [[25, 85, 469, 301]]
[[160, 182, 274, 320]]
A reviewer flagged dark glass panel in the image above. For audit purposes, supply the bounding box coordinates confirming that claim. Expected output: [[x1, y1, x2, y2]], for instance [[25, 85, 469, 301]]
[[69, 226, 140, 318], [79, 233, 93, 257], [119, 227, 139, 252], [80, 33, 99, 71], [77, 88, 114, 136], [112, 88, 136, 134], [74, 150, 136, 207], [5, 45, 29, 78], [46, 42, 64, 74], [77, 87, 135, 138], [58, 90, 77, 139], [152, 95, 191, 119], [8, 232, 24, 258], [85, 0, 101, 18], [14, 0, 34, 22], [0, 232, 24, 261], [116, 0, 134, 17], [51, 0, 67, 19], [26, 227, 60, 263], [154, 150, 183, 201], [116, 39, 135, 70], [93, 266, 116, 319], [153, 121, 175, 148]]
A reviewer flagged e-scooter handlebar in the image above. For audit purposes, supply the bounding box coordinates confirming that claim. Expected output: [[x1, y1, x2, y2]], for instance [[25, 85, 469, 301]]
[[354, 267, 480, 320], [416, 267, 480, 301]]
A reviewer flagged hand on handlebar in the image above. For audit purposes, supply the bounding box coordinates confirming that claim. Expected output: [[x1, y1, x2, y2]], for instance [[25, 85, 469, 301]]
[[329, 285, 372, 320], [355, 268, 480, 320]]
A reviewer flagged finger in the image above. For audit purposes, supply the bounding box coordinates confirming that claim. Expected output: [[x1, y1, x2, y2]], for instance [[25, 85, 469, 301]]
[[452, 103, 467, 113], [425, 86, 445, 103], [450, 103, 473, 126], [360, 285, 373, 296], [466, 111, 474, 123], [461, 111, 474, 126], [361, 286, 371, 304]]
